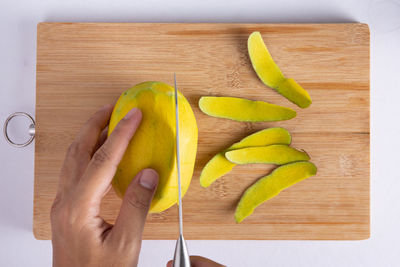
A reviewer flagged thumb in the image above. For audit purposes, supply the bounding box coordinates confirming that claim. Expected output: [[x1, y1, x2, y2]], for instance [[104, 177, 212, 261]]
[[111, 168, 159, 245]]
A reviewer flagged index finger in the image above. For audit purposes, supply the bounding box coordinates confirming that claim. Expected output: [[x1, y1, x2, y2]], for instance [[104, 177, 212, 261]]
[[77, 107, 142, 203], [58, 104, 114, 193], [74, 104, 114, 156]]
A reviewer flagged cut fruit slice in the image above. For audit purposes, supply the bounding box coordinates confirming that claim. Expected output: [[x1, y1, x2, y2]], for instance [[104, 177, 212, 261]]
[[247, 32, 285, 88], [248, 31, 312, 108], [199, 128, 291, 188], [225, 144, 310, 165], [235, 161, 317, 223], [199, 96, 296, 122]]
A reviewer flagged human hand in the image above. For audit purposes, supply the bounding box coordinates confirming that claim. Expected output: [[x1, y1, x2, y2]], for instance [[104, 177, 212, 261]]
[[51, 105, 159, 267], [167, 256, 225, 267]]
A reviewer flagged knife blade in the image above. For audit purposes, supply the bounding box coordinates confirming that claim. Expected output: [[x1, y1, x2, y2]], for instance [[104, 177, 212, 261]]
[[172, 74, 191, 267]]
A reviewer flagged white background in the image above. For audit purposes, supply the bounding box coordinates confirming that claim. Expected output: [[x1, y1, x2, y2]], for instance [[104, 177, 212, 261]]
[[0, 0, 399, 266]]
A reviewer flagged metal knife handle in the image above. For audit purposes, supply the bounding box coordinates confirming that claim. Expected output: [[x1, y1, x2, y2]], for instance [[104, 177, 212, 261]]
[[173, 235, 191, 267]]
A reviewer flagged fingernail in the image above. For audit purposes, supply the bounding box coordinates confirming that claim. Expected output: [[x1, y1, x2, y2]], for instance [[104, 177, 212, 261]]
[[138, 169, 159, 190], [124, 108, 139, 120]]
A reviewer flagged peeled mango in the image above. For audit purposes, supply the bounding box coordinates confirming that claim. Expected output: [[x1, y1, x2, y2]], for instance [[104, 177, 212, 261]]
[[199, 127, 291, 187], [235, 161, 317, 223], [108, 81, 198, 213], [199, 96, 296, 122], [248, 31, 312, 108], [225, 144, 310, 165]]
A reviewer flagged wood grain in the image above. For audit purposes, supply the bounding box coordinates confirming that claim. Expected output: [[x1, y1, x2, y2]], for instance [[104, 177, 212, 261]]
[[34, 23, 370, 240]]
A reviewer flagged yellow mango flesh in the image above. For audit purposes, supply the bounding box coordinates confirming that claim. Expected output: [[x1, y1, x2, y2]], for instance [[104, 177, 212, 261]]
[[108, 81, 198, 213], [225, 144, 310, 165], [199, 96, 296, 122], [199, 128, 291, 188], [248, 31, 312, 108], [235, 161, 317, 223]]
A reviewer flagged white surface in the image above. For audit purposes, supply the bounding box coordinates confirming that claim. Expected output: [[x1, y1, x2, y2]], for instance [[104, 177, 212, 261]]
[[0, 0, 399, 266]]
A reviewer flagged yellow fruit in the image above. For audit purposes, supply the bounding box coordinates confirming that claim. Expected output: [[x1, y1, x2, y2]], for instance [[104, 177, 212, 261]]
[[225, 145, 310, 165], [199, 128, 291, 187], [108, 81, 198, 213], [248, 31, 312, 108], [199, 96, 296, 122], [235, 161, 317, 223]]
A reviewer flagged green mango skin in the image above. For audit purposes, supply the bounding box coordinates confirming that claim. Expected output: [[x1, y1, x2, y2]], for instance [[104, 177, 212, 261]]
[[235, 161, 317, 223], [225, 144, 310, 165], [199, 96, 296, 122], [248, 31, 312, 108], [199, 128, 291, 188]]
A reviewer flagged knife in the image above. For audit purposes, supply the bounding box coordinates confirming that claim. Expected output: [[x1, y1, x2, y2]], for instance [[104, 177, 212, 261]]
[[172, 74, 191, 267]]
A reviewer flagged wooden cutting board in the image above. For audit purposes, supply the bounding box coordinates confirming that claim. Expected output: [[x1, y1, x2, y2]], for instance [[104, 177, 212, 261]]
[[34, 23, 370, 240]]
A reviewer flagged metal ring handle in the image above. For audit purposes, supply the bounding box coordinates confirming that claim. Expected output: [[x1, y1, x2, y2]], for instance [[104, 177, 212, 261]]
[[3, 112, 35, 148]]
